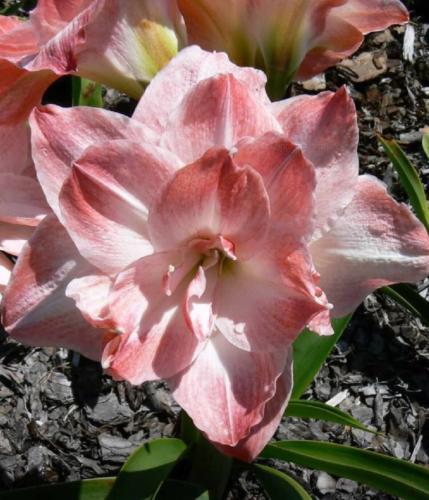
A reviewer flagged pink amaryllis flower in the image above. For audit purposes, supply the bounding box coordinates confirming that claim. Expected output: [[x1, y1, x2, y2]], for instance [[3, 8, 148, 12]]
[[178, 0, 408, 97], [3, 47, 429, 461]]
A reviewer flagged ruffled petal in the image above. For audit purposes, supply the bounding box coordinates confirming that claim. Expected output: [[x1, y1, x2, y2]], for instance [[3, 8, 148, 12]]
[[0, 222, 34, 256], [161, 73, 280, 164], [59, 140, 177, 274], [133, 45, 269, 135], [215, 348, 293, 461], [0, 252, 13, 297], [169, 332, 287, 446], [30, 105, 155, 218], [149, 148, 270, 259], [1, 215, 105, 360], [311, 175, 429, 317], [272, 87, 359, 239]]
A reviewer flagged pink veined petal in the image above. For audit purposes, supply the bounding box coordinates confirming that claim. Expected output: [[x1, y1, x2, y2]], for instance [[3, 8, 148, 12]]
[[161, 73, 280, 164], [215, 348, 293, 462], [106, 251, 202, 383], [0, 122, 32, 175], [333, 0, 409, 34], [0, 174, 50, 226], [311, 175, 429, 317], [59, 140, 179, 275], [0, 252, 13, 296], [30, 104, 157, 219], [233, 132, 316, 242], [0, 60, 56, 125], [66, 273, 113, 328], [1, 215, 106, 360], [133, 45, 269, 135], [0, 15, 39, 62], [272, 87, 359, 239], [149, 148, 270, 260], [0, 222, 34, 256], [169, 332, 288, 447], [214, 243, 328, 352]]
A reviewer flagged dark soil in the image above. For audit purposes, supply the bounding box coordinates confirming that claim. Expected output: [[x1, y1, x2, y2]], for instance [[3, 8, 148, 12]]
[[0, 1, 428, 498]]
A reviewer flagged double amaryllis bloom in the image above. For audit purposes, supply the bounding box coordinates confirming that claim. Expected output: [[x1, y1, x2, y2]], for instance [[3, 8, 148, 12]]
[[3, 46, 429, 461]]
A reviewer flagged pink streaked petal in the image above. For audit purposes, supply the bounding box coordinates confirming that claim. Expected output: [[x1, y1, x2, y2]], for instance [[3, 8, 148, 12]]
[[307, 309, 334, 336], [334, 0, 409, 34], [234, 132, 316, 242], [106, 305, 201, 384], [161, 73, 280, 164], [149, 148, 270, 259], [58, 140, 179, 275], [311, 175, 429, 317], [0, 15, 38, 62], [215, 348, 293, 461], [66, 274, 113, 328], [0, 222, 34, 256], [272, 87, 359, 238], [1, 215, 105, 360], [109, 250, 194, 335], [0, 61, 56, 125], [215, 245, 327, 352], [0, 122, 32, 175], [170, 332, 287, 446], [30, 105, 156, 219], [0, 174, 50, 226], [133, 45, 269, 135]]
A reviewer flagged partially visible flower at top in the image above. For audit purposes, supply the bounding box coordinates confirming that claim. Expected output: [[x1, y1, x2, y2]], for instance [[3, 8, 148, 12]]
[[0, 0, 184, 276], [3, 47, 429, 461], [177, 0, 408, 97]]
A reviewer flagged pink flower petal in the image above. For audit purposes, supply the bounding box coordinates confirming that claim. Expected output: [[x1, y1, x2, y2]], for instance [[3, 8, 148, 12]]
[[0, 252, 13, 296], [215, 348, 293, 461], [1, 215, 105, 360], [0, 122, 32, 175], [149, 148, 270, 260], [106, 251, 202, 383], [133, 45, 269, 135], [234, 132, 316, 242], [214, 243, 327, 352], [0, 174, 49, 226], [66, 273, 113, 328], [59, 140, 177, 275], [161, 73, 280, 164], [0, 15, 38, 62], [0, 222, 34, 256], [30, 105, 156, 218], [311, 175, 429, 317], [169, 332, 288, 447], [272, 87, 359, 238]]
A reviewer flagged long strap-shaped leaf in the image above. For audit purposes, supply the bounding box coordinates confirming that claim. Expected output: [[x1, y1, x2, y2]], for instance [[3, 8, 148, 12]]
[[292, 316, 352, 399], [107, 438, 187, 500], [254, 464, 311, 500], [422, 132, 429, 160], [379, 136, 429, 233], [285, 400, 377, 434], [155, 479, 209, 499], [0, 477, 115, 500], [261, 441, 429, 500], [383, 283, 429, 326]]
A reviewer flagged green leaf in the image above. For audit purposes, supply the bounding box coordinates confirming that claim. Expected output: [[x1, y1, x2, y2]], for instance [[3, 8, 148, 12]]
[[292, 315, 352, 399], [383, 283, 429, 326], [379, 136, 429, 233], [261, 441, 429, 500], [285, 400, 377, 434], [155, 479, 209, 500], [422, 132, 429, 160], [72, 77, 103, 107], [0, 477, 115, 500], [254, 464, 311, 500], [107, 438, 187, 500]]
